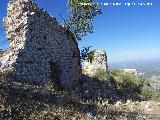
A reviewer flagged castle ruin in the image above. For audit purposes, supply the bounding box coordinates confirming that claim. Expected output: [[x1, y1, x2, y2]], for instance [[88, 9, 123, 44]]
[[0, 0, 81, 87], [82, 50, 108, 76]]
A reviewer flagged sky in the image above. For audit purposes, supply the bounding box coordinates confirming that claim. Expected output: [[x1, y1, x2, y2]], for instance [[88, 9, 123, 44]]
[[0, 0, 160, 63]]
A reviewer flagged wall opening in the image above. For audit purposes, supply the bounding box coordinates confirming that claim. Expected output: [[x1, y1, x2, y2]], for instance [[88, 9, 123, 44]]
[[48, 60, 62, 89]]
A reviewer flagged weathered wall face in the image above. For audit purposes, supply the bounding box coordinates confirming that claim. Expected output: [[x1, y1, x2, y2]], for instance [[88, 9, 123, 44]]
[[92, 50, 108, 70], [1, 0, 81, 87], [82, 50, 108, 76]]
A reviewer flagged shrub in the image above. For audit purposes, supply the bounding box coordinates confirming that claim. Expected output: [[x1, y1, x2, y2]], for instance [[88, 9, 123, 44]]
[[93, 68, 110, 81], [141, 85, 160, 100], [110, 70, 144, 93], [93, 69, 145, 93], [110, 69, 122, 76]]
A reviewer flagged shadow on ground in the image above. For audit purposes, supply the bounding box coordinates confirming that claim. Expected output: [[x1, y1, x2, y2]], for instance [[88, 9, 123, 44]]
[[0, 73, 143, 119]]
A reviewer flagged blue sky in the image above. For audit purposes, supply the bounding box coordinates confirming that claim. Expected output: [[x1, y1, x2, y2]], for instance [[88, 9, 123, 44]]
[[0, 0, 160, 63]]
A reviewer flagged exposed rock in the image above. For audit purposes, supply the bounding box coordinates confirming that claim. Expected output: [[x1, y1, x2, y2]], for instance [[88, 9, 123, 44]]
[[0, 0, 81, 87]]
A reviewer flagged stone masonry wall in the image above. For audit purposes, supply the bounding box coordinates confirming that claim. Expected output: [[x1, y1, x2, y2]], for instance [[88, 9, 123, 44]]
[[82, 50, 108, 76], [0, 0, 81, 87]]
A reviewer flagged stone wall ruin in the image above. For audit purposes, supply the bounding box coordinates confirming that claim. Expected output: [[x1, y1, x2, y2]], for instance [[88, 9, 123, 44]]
[[82, 49, 108, 76], [0, 0, 81, 87]]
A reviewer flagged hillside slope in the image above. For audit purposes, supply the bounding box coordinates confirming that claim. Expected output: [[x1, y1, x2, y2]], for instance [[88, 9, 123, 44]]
[[0, 79, 160, 120]]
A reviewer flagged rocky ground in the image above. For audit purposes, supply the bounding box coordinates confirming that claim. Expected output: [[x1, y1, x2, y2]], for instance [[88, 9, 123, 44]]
[[0, 79, 160, 120]]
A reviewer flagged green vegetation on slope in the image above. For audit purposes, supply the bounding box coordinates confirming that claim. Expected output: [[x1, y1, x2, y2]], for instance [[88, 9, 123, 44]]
[[0, 69, 160, 119], [92, 68, 160, 101]]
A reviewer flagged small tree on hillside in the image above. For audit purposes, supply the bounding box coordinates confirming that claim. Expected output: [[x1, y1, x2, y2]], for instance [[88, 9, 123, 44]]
[[80, 46, 96, 63], [64, 0, 102, 40]]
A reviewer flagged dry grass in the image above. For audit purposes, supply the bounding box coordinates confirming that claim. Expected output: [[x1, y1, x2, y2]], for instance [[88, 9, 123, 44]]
[[0, 79, 141, 120], [0, 72, 160, 120]]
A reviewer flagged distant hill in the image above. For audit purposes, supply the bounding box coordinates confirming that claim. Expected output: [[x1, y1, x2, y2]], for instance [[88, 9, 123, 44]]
[[108, 58, 160, 77]]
